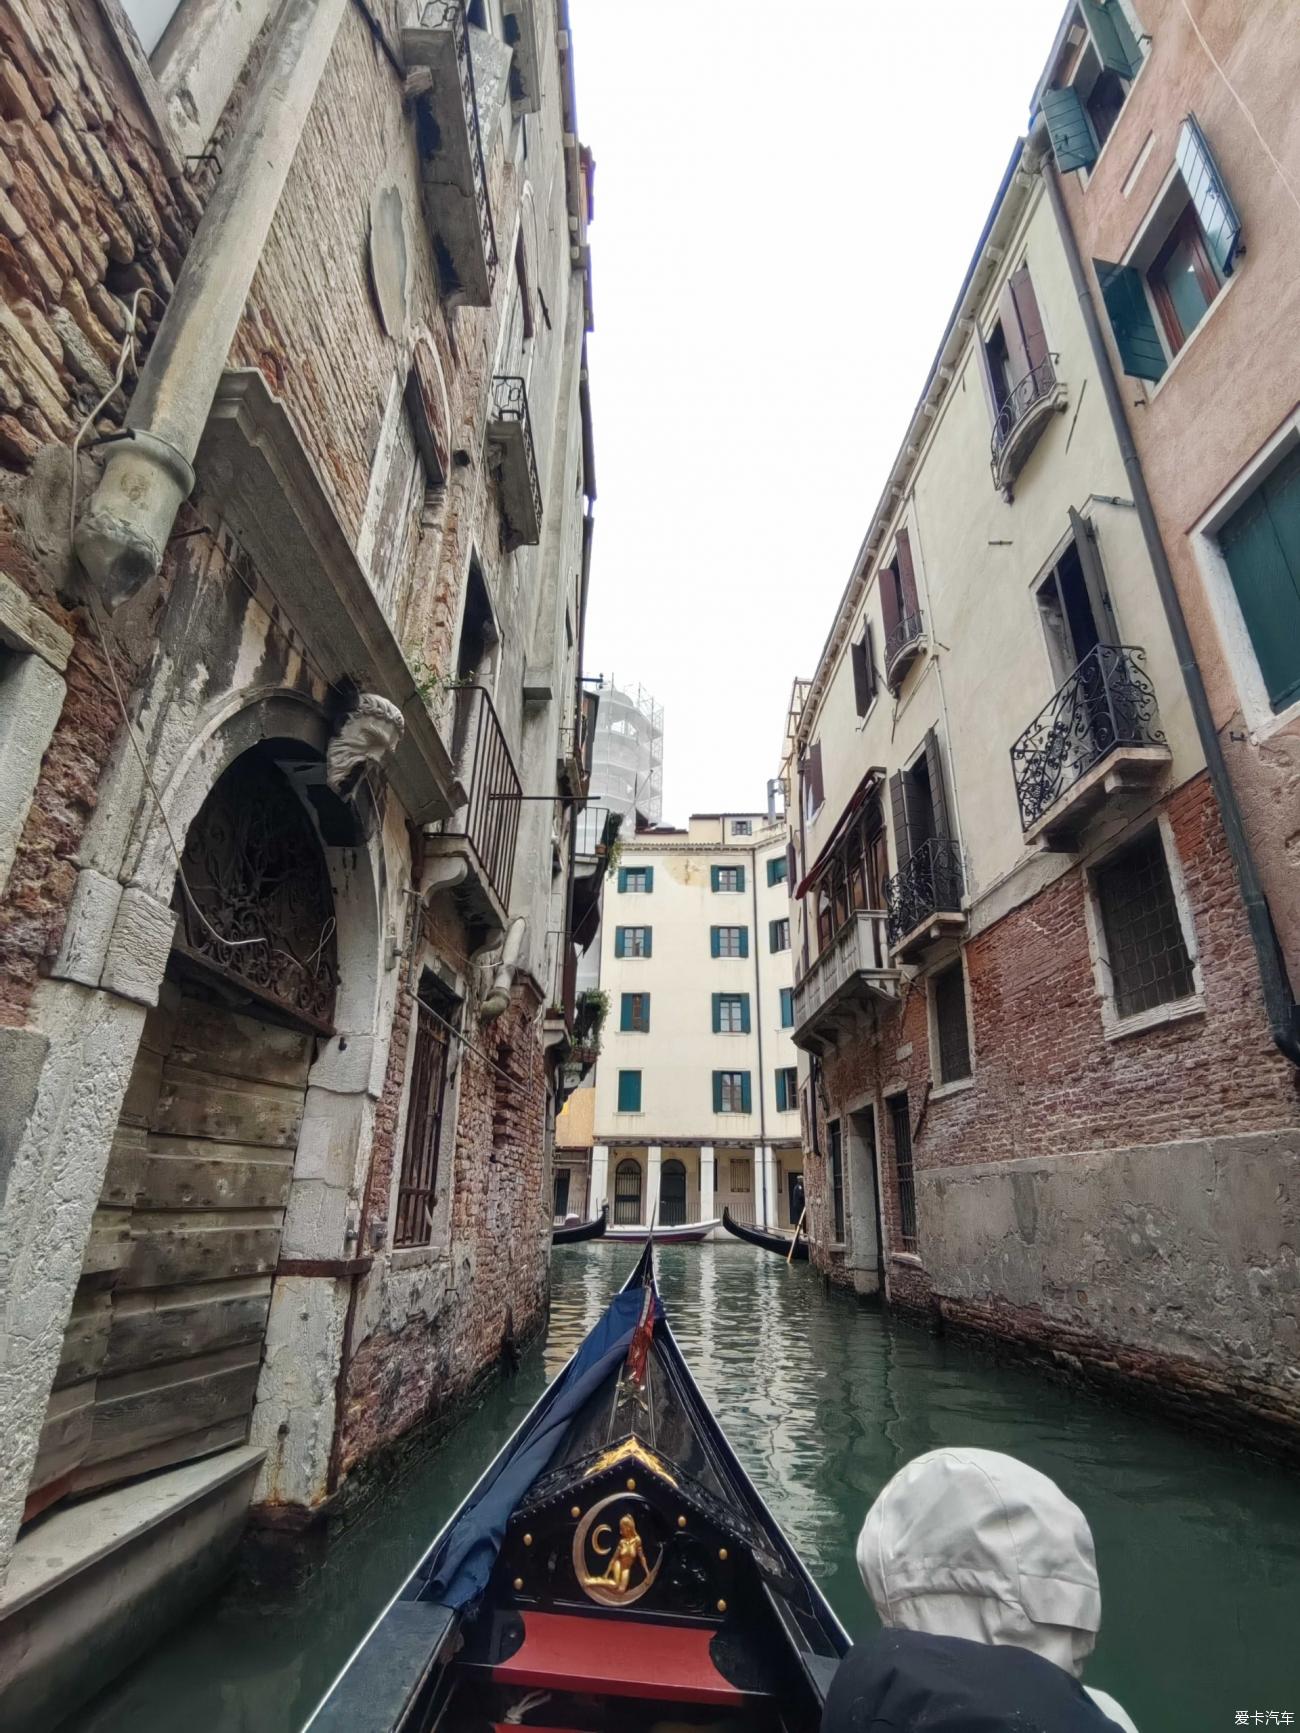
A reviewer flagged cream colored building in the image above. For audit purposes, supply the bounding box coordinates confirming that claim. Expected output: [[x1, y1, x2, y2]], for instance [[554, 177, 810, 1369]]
[[584, 813, 803, 1231]]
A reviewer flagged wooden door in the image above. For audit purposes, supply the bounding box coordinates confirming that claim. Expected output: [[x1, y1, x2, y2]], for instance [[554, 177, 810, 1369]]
[[25, 980, 312, 1519]]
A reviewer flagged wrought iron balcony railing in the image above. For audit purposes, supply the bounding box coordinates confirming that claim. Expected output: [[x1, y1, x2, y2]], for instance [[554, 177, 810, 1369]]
[[446, 683, 522, 911], [792, 909, 895, 1041], [884, 610, 924, 680], [488, 374, 543, 548], [1010, 643, 1167, 833], [990, 354, 1065, 490], [886, 838, 965, 947]]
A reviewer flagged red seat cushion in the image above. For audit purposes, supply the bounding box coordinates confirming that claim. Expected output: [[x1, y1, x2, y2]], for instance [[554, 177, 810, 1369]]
[[490, 1611, 746, 1705]]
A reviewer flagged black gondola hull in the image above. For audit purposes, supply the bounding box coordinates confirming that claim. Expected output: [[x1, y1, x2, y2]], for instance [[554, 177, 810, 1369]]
[[722, 1206, 810, 1261], [551, 1202, 608, 1244]]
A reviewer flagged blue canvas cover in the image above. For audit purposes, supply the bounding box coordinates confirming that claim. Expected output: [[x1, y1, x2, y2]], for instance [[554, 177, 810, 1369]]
[[422, 1284, 660, 1611]]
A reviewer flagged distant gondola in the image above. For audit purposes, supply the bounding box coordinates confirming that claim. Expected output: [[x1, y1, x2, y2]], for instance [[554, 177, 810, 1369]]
[[306, 1240, 847, 1733], [722, 1206, 810, 1261], [551, 1202, 607, 1245]]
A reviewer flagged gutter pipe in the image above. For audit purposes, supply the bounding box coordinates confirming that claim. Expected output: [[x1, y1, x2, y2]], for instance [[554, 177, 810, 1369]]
[[76, 0, 349, 605], [1036, 131, 1300, 1066]]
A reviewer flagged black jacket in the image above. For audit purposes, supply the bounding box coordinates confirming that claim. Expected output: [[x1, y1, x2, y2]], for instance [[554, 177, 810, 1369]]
[[821, 1631, 1125, 1733]]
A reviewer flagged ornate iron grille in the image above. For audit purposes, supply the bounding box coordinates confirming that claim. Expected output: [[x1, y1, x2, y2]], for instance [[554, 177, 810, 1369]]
[[423, 0, 498, 283], [490, 374, 543, 530], [447, 684, 522, 910], [990, 354, 1060, 461], [1009, 644, 1166, 830], [173, 752, 337, 1032], [885, 838, 965, 946], [884, 610, 924, 674], [888, 1095, 917, 1253], [613, 1158, 642, 1225], [1095, 828, 1195, 1019]]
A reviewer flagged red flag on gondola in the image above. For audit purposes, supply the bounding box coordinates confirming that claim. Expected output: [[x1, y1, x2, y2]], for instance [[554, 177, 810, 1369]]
[[626, 1278, 656, 1386]]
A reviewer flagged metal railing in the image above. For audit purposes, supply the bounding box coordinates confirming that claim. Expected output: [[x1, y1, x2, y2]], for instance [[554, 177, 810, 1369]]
[[793, 909, 892, 1028], [1009, 644, 1166, 831], [884, 610, 924, 676], [424, 0, 498, 282], [447, 684, 522, 909], [990, 354, 1060, 461], [490, 375, 543, 532], [886, 838, 965, 946]]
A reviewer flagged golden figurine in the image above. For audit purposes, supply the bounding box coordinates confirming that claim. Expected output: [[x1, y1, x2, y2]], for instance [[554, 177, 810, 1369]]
[[587, 1513, 649, 1596], [573, 1496, 662, 1607]]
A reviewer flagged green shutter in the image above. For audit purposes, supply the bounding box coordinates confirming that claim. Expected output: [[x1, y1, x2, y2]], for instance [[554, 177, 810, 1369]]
[[1041, 84, 1097, 174], [740, 996, 751, 1034], [1096, 260, 1167, 381], [614, 927, 626, 959], [735, 865, 746, 892], [1176, 115, 1243, 276], [710, 927, 720, 958], [1081, 0, 1142, 76], [617, 866, 628, 892], [738, 928, 749, 958], [740, 1073, 752, 1114], [711, 993, 722, 1033], [712, 1071, 723, 1114], [775, 1069, 788, 1113], [1219, 450, 1300, 711], [709, 865, 721, 892], [780, 987, 794, 1027], [643, 928, 652, 958], [644, 865, 654, 893], [618, 1070, 641, 1112]]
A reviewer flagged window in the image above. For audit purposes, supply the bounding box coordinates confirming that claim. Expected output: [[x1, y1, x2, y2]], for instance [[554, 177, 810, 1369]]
[[730, 1158, 751, 1193], [514, 232, 534, 342], [456, 555, 498, 683], [779, 986, 795, 1028], [851, 622, 877, 716], [614, 1158, 642, 1224], [1094, 828, 1195, 1019], [620, 992, 650, 1033], [394, 976, 458, 1247], [711, 926, 748, 959], [553, 1168, 570, 1221], [660, 1158, 687, 1226], [711, 864, 745, 893], [888, 1094, 918, 1253], [712, 993, 750, 1034], [1217, 444, 1300, 713], [888, 731, 958, 886], [769, 918, 790, 953], [879, 531, 922, 684], [618, 866, 653, 893], [775, 1066, 798, 1113], [731, 819, 752, 836], [1041, 2, 1145, 173], [1096, 118, 1242, 382], [1035, 516, 1111, 685], [811, 796, 889, 958], [801, 741, 824, 822], [362, 382, 424, 611], [828, 1119, 845, 1243], [933, 960, 972, 1084], [980, 267, 1051, 447], [617, 1069, 643, 1113], [615, 926, 652, 958], [713, 1071, 752, 1114], [767, 855, 788, 887]]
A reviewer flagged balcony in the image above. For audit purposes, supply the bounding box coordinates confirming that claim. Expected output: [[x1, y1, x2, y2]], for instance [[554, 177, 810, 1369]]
[[424, 684, 521, 938], [886, 838, 966, 964], [990, 354, 1067, 495], [402, 2, 498, 308], [487, 375, 543, 550], [558, 689, 598, 803], [791, 910, 899, 1054], [1010, 644, 1171, 850], [884, 609, 925, 689]]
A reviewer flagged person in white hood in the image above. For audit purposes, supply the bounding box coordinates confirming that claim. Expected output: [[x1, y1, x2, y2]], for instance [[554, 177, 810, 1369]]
[[855, 1447, 1139, 1733]]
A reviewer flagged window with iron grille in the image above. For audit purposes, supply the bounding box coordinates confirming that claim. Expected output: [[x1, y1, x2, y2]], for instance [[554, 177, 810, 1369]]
[[394, 976, 459, 1247], [828, 1118, 845, 1243], [1095, 828, 1196, 1019], [614, 1158, 642, 1224], [933, 960, 972, 1083], [730, 1158, 751, 1192], [888, 1093, 918, 1253]]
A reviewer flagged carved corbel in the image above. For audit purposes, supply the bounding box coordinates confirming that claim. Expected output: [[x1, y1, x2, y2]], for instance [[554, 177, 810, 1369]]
[[326, 692, 405, 797]]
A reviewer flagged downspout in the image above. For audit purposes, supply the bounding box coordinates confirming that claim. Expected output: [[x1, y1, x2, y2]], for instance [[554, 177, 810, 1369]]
[[749, 841, 768, 1213], [75, 0, 349, 605], [1036, 135, 1300, 1066]]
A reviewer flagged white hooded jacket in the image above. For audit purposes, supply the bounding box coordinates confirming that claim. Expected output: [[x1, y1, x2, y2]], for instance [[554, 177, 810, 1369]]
[[857, 1447, 1139, 1732]]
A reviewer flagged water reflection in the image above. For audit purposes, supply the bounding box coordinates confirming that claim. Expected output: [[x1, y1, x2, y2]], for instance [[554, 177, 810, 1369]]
[[76, 1242, 1300, 1732]]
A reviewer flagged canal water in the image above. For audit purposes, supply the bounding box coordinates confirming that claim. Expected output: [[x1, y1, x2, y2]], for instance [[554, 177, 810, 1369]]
[[76, 1243, 1300, 1732]]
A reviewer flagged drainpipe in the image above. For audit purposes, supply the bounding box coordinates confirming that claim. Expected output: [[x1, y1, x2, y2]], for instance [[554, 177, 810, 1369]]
[[75, 0, 349, 605], [1036, 134, 1300, 1066]]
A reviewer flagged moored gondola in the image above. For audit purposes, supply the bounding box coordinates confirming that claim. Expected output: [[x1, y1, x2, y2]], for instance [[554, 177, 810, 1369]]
[[306, 1241, 847, 1733], [722, 1206, 809, 1262], [551, 1203, 608, 1245]]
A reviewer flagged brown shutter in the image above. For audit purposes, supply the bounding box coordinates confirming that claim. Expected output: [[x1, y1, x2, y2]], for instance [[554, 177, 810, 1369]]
[[786, 837, 798, 884], [809, 741, 824, 809], [889, 771, 911, 870], [851, 633, 870, 715], [1069, 507, 1117, 644], [895, 527, 920, 618], [879, 561, 901, 646], [1009, 265, 1049, 374], [998, 278, 1031, 386], [924, 728, 951, 842], [864, 622, 878, 701], [974, 329, 1001, 418]]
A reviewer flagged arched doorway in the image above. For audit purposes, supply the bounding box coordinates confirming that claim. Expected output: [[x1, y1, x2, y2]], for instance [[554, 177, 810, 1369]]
[[613, 1158, 642, 1226], [23, 747, 338, 1520], [660, 1158, 687, 1226]]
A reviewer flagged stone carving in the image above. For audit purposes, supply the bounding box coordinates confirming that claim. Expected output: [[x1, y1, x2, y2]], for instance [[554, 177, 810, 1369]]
[[326, 692, 405, 796]]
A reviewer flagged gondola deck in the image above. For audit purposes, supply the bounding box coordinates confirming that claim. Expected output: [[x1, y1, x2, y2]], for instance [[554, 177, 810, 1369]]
[[306, 1243, 846, 1732]]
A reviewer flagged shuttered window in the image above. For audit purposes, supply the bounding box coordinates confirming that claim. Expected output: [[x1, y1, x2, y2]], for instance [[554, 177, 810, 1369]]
[[775, 1066, 798, 1113], [711, 926, 748, 959], [769, 918, 790, 953], [933, 960, 972, 1083], [1095, 829, 1196, 1019], [618, 866, 653, 893], [713, 1071, 752, 1114], [851, 623, 877, 716], [1218, 447, 1300, 712], [767, 855, 788, 887], [620, 992, 650, 1032], [779, 986, 795, 1028], [1176, 115, 1242, 277], [615, 926, 651, 958], [801, 742, 824, 820], [711, 864, 745, 892], [712, 993, 750, 1034], [617, 1070, 643, 1113]]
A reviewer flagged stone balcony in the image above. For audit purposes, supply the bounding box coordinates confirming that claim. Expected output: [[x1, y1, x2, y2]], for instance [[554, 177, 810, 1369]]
[[1010, 644, 1171, 851], [791, 910, 899, 1054]]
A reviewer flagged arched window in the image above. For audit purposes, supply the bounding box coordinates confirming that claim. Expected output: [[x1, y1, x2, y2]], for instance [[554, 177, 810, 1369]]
[[660, 1158, 687, 1226], [614, 1158, 643, 1225]]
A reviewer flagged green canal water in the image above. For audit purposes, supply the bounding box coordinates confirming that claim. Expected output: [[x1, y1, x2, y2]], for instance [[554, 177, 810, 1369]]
[[76, 1242, 1300, 1732]]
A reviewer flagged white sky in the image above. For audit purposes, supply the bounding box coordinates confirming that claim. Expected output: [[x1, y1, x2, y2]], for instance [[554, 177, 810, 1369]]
[[571, 0, 1062, 824]]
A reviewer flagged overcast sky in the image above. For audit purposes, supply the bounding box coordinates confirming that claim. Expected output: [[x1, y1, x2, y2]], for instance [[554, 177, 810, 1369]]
[[570, 0, 1061, 824]]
